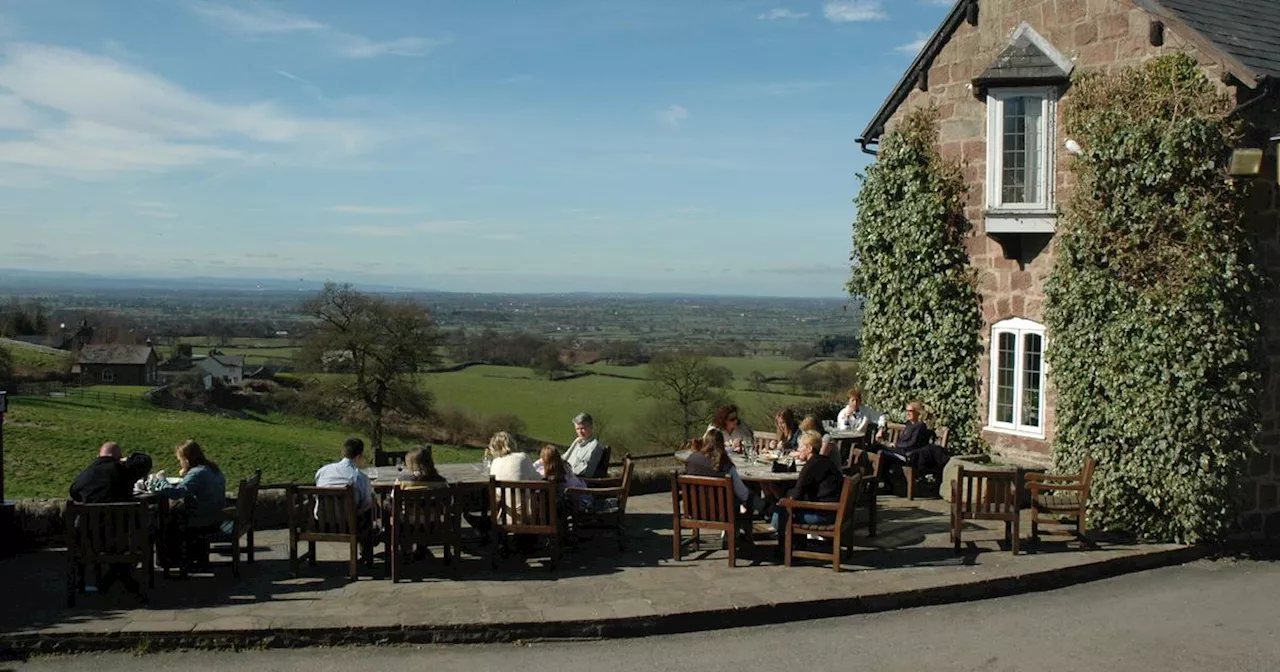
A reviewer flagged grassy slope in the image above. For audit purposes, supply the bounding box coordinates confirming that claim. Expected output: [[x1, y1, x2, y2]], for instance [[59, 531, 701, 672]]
[[2, 391, 479, 500], [418, 365, 814, 445], [1, 339, 71, 372]]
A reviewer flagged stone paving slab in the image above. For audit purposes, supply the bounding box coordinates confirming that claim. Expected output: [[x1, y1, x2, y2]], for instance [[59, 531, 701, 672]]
[[0, 493, 1203, 653]]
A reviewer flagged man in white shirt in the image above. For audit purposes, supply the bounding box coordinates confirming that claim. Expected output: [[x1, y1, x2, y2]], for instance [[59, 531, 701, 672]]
[[836, 389, 885, 436], [563, 412, 605, 477], [315, 437, 375, 515]]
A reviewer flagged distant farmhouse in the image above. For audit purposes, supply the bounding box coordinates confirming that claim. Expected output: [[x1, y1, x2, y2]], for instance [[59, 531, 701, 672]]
[[157, 349, 246, 387], [73, 344, 159, 386]]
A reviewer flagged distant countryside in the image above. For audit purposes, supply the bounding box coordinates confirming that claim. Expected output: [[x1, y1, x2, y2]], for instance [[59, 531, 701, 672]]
[[0, 276, 862, 499]]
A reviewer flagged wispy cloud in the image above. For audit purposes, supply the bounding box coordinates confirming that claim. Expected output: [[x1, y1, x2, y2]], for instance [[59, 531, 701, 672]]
[[188, 1, 445, 59], [823, 0, 888, 22], [329, 205, 413, 216], [658, 104, 688, 127], [756, 8, 809, 20], [0, 43, 381, 178], [895, 33, 929, 54], [337, 220, 467, 237]]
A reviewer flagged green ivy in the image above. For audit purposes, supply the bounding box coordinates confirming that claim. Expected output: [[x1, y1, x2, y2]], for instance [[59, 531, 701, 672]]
[[1044, 54, 1262, 543], [849, 107, 982, 451]]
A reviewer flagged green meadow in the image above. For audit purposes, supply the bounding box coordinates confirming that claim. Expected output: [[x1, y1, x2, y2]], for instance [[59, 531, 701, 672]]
[[1, 388, 477, 500]]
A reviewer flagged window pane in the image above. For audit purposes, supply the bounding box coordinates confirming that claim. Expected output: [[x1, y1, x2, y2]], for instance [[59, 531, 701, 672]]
[[1021, 333, 1043, 428], [996, 333, 1015, 424], [1001, 97, 1042, 204]]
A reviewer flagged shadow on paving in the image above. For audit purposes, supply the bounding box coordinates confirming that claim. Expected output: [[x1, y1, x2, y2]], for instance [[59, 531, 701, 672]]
[[0, 494, 1189, 639]]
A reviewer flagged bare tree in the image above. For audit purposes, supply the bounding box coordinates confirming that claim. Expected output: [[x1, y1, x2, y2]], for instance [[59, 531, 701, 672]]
[[301, 283, 441, 457], [637, 350, 733, 446]]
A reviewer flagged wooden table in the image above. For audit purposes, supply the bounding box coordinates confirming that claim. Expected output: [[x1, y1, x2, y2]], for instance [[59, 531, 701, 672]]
[[364, 463, 490, 491], [672, 450, 801, 484]]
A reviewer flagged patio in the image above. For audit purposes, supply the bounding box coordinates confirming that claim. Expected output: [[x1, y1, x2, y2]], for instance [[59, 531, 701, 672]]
[[0, 492, 1200, 653]]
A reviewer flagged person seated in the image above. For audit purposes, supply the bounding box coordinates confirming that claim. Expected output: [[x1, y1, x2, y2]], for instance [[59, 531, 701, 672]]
[[772, 430, 843, 535], [685, 429, 758, 513], [487, 431, 540, 481], [772, 409, 800, 455], [708, 404, 754, 453], [315, 437, 375, 516], [563, 412, 606, 478], [884, 401, 930, 456], [836, 389, 886, 436], [394, 446, 448, 490], [157, 440, 227, 570], [68, 442, 153, 599], [70, 442, 153, 504], [536, 444, 587, 494], [819, 433, 842, 468]]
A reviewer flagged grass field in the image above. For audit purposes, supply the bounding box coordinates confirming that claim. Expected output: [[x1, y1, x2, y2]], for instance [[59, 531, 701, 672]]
[[1, 339, 71, 372], [1, 389, 478, 500], [416, 365, 816, 447]]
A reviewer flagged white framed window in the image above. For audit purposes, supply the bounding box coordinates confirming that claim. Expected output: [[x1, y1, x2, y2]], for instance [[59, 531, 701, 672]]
[[101, 368, 115, 383], [986, 317, 1046, 438], [985, 88, 1056, 231]]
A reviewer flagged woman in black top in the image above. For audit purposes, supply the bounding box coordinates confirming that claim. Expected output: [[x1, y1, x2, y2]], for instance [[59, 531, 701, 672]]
[[771, 431, 844, 532]]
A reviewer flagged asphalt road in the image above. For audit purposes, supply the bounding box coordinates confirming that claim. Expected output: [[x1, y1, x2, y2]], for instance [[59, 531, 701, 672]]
[[8, 558, 1280, 672]]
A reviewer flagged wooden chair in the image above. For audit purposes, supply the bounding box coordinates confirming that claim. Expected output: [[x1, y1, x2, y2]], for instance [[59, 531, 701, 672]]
[[374, 450, 410, 468], [591, 444, 613, 479], [902, 425, 949, 500], [388, 486, 459, 581], [488, 478, 561, 569], [565, 455, 634, 550], [210, 469, 260, 578], [65, 501, 153, 607], [951, 466, 1023, 555], [753, 431, 780, 450], [288, 485, 370, 580], [670, 472, 752, 567], [1027, 457, 1096, 544], [843, 450, 881, 537], [778, 473, 867, 572]]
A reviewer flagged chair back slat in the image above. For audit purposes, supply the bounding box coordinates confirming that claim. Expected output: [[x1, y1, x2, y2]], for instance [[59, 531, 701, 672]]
[[672, 473, 736, 529], [489, 479, 558, 535], [833, 474, 862, 528], [66, 501, 150, 563], [236, 469, 261, 532], [294, 485, 357, 536]]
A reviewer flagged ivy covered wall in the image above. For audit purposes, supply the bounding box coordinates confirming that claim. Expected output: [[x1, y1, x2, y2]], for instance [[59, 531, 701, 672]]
[[1044, 54, 1263, 543], [849, 107, 982, 452]]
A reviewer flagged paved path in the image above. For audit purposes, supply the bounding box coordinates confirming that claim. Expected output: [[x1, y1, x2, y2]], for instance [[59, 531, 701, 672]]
[[0, 493, 1192, 649], [7, 558, 1279, 671]]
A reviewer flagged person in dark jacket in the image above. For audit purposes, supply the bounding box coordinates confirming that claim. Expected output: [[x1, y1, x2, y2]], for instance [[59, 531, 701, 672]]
[[771, 431, 844, 533], [883, 400, 950, 487], [68, 442, 153, 600]]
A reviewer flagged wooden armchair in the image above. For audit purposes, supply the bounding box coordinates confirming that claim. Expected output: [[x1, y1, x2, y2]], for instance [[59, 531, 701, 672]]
[[211, 469, 260, 578], [288, 485, 371, 580], [778, 473, 867, 572], [65, 501, 153, 607], [388, 486, 459, 581], [951, 466, 1023, 554], [1027, 457, 1096, 544], [670, 472, 752, 567], [902, 426, 949, 500], [374, 450, 411, 468], [591, 444, 613, 479], [488, 478, 561, 569], [565, 455, 634, 550]]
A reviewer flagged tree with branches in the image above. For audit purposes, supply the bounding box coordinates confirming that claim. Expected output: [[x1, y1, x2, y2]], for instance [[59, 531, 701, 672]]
[[301, 283, 441, 458], [636, 350, 732, 447]]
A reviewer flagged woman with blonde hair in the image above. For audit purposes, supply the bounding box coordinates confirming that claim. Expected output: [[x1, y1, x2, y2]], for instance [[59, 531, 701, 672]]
[[157, 440, 227, 570], [395, 445, 448, 490], [486, 431, 540, 481]]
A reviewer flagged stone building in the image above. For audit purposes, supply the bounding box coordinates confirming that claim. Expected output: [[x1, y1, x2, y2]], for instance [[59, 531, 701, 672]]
[[857, 0, 1280, 535], [73, 344, 159, 387]]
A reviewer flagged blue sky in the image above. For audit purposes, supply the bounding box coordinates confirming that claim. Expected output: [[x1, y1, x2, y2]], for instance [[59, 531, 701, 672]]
[[0, 0, 952, 297]]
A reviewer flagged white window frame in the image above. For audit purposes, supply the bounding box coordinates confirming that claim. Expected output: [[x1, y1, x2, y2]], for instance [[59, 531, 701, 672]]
[[101, 368, 115, 383], [985, 87, 1057, 233], [985, 317, 1047, 439]]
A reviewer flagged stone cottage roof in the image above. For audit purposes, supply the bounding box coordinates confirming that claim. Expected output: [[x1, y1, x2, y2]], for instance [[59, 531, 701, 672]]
[[76, 344, 156, 365], [972, 23, 1074, 93], [207, 353, 245, 369], [857, 0, 1280, 152]]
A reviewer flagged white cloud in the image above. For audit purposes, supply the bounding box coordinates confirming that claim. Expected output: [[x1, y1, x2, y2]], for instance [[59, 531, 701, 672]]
[[0, 43, 380, 177], [658, 104, 688, 127], [337, 220, 467, 236], [823, 0, 887, 22], [329, 205, 413, 215], [895, 33, 929, 53], [188, 1, 445, 59], [756, 8, 809, 20]]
